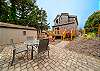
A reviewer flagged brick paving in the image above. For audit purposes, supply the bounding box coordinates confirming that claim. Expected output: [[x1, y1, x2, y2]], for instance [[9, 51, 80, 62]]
[[0, 41, 100, 71]]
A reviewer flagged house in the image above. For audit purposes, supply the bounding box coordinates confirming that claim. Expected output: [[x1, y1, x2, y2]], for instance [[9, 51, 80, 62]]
[[0, 22, 37, 46], [52, 13, 78, 38]]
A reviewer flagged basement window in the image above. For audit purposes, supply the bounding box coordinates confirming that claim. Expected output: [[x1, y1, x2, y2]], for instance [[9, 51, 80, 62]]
[[23, 31, 26, 36]]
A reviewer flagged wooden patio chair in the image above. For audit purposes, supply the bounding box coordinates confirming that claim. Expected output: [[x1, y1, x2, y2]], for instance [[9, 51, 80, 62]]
[[10, 39, 28, 65]]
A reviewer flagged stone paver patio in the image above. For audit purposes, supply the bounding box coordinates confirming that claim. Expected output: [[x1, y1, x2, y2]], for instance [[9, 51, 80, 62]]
[[0, 41, 100, 71]]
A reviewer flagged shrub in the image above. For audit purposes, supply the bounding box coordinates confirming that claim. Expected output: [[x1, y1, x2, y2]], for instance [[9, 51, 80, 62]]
[[81, 33, 96, 39], [86, 33, 96, 39]]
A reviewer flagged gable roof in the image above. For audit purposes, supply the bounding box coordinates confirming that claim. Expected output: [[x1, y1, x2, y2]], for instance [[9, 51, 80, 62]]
[[54, 15, 60, 22]]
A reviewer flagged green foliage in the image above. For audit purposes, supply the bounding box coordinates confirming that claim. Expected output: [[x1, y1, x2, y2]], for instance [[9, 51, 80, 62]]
[[0, 0, 49, 31], [0, 0, 10, 22], [86, 33, 96, 39], [82, 33, 96, 39], [84, 11, 100, 33]]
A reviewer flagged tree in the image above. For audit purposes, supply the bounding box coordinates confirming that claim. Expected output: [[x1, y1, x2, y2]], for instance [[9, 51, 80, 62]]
[[10, 0, 16, 23], [27, 5, 40, 26], [28, 8, 49, 31], [0, 0, 49, 31], [9, 0, 34, 25], [39, 9, 48, 32], [84, 11, 100, 33], [0, 0, 10, 22]]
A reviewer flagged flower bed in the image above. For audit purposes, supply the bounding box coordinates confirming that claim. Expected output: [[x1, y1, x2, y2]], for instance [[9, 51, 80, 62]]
[[67, 37, 100, 59]]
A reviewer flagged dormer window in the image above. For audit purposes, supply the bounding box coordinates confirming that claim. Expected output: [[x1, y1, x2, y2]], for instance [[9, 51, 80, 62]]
[[56, 19, 58, 24]]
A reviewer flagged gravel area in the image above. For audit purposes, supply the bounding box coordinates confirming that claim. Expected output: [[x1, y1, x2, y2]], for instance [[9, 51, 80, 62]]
[[67, 37, 100, 59]]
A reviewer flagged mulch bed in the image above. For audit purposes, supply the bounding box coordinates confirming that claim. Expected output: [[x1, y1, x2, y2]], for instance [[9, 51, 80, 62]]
[[67, 38, 100, 59]]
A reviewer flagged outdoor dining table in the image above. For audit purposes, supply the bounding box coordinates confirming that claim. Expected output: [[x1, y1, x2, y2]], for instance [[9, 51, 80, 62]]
[[24, 39, 39, 59]]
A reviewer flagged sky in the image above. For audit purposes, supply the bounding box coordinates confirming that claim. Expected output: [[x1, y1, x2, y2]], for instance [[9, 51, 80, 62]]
[[37, 0, 99, 29]]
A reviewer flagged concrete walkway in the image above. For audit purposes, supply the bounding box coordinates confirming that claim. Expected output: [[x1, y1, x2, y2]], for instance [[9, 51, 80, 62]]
[[1, 41, 100, 71]]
